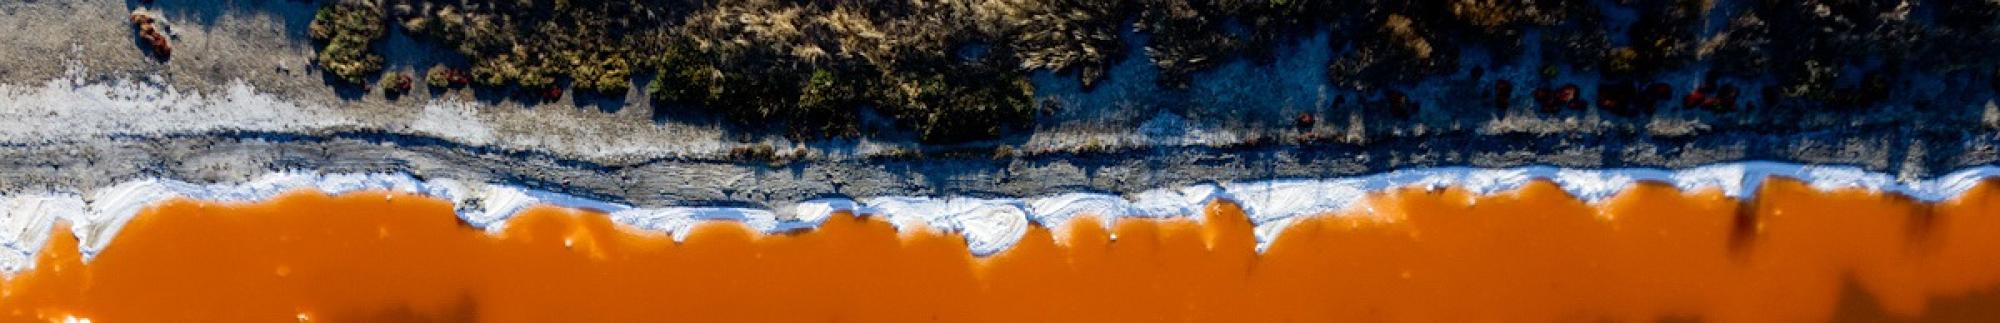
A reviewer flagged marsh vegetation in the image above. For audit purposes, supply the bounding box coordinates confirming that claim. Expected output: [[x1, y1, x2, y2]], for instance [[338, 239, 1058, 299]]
[[291, 0, 2000, 143]]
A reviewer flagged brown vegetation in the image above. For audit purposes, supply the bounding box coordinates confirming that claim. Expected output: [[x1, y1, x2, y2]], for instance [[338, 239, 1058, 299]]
[[130, 12, 171, 60]]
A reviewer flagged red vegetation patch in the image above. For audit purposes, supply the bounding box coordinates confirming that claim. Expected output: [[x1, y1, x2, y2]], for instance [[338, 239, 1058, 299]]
[[1684, 83, 1737, 112], [1557, 84, 1584, 111], [544, 86, 564, 101], [130, 13, 171, 60], [447, 70, 469, 86], [1384, 90, 1416, 118], [1532, 87, 1555, 112]]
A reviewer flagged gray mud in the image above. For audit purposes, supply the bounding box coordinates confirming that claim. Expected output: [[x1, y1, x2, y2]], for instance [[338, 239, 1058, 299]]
[[0, 127, 1986, 208]]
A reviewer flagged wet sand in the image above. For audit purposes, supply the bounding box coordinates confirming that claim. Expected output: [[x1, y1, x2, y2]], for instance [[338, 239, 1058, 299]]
[[4, 179, 2000, 322]]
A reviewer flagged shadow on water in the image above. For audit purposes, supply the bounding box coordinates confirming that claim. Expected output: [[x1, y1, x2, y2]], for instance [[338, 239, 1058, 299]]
[[1831, 278, 2000, 322], [320, 293, 479, 323]]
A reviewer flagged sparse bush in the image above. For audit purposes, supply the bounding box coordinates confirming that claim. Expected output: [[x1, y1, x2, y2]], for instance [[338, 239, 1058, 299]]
[[1329, 15, 1459, 91], [1448, 0, 1549, 28], [882, 147, 924, 160], [1707, 14, 1772, 76], [1138, 0, 1237, 88], [1623, 0, 1704, 75], [729, 143, 778, 163], [992, 145, 1017, 160], [876, 67, 1037, 143], [1003, 0, 1133, 88], [1535, 0, 1611, 72], [646, 65, 714, 106], [1604, 47, 1640, 75]]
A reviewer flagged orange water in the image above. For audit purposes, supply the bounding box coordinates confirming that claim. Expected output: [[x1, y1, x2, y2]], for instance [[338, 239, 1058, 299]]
[[3, 178, 2000, 322]]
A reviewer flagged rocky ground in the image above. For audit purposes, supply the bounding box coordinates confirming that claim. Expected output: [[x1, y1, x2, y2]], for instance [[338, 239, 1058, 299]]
[[0, 0, 1996, 207]]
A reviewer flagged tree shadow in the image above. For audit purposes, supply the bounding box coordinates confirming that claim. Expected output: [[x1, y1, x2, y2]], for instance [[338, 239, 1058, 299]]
[[126, 0, 319, 40], [648, 101, 724, 126], [318, 71, 370, 100], [568, 88, 629, 114]]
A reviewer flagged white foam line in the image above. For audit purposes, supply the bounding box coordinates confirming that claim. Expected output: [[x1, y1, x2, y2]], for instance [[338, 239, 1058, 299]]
[[862, 197, 1031, 256], [0, 162, 1996, 273]]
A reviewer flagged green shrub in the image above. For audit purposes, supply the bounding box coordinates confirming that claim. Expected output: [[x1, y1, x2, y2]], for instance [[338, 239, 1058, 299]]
[[796, 69, 838, 111], [1604, 47, 1640, 74], [572, 52, 631, 94], [470, 58, 513, 87], [877, 68, 1037, 143], [425, 65, 454, 88], [309, 1, 387, 85], [646, 64, 720, 106], [378, 72, 413, 95]]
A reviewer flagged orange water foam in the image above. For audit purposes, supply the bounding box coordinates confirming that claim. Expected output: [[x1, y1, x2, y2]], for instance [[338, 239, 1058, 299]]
[[4, 178, 2000, 322]]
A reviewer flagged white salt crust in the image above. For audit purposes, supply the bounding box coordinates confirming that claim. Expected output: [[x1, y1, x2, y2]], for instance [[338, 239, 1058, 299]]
[[0, 162, 1995, 273]]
